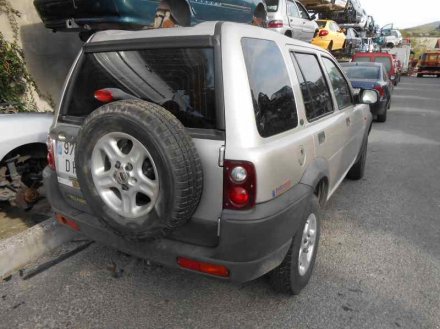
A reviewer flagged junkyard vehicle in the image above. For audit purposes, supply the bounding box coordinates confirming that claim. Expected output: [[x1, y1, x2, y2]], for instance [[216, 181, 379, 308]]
[[33, 0, 267, 40], [417, 51, 440, 77], [299, 0, 348, 11], [381, 28, 402, 48], [344, 27, 361, 55], [266, 0, 319, 42], [352, 51, 399, 85], [312, 19, 346, 51], [389, 45, 411, 75], [341, 62, 392, 122], [320, 0, 366, 25], [0, 112, 53, 208], [45, 22, 376, 294]]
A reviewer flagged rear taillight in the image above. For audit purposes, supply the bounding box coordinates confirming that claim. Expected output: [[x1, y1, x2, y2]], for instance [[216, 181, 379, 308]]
[[177, 257, 229, 277], [318, 30, 329, 37], [223, 160, 256, 210], [47, 136, 56, 170], [268, 20, 283, 28], [374, 85, 385, 98], [94, 89, 114, 103]]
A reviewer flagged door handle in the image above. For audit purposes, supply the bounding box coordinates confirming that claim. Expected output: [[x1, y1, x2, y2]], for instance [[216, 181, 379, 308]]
[[346, 117, 351, 126], [318, 131, 326, 144]]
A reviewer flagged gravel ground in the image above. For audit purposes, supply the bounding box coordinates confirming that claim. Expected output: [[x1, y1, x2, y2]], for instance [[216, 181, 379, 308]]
[[0, 77, 439, 329]]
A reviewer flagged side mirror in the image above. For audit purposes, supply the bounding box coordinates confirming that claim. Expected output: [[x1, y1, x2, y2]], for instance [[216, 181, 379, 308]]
[[310, 13, 317, 20], [355, 89, 378, 105]]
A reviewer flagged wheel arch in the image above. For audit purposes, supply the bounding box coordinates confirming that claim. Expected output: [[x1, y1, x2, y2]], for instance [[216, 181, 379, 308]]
[[299, 158, 330, 206], [0, 142, 47, 164]]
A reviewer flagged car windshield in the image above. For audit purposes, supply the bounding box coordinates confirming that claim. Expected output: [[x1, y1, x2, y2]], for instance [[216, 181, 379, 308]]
[[343, 66, 380, 80], [266, 0, 279, 12], [374, 57, 392, 72], [317, 20, 327, 28], [63, 48, 216, 129]]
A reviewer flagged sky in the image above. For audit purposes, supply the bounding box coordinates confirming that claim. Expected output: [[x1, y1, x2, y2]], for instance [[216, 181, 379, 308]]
[[361, 0, 440, 29]]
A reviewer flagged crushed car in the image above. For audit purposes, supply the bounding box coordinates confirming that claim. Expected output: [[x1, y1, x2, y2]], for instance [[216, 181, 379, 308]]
[[0, 112, 53, 209]]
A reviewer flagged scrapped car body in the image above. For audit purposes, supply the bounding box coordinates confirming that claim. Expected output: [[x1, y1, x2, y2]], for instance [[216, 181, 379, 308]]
[[300, 0, 348, 11], [33, 0, 267, 33], [266, 0, 319, 42], [45, 21, 375, 294], [352, 51, 399, 86], [344, 27, 361, 54], [312, 19, 346, 51], [341, 62, 392, 122], [0, 112, 53, 207]]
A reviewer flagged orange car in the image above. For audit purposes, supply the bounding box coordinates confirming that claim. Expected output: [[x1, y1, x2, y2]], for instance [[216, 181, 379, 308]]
[[311, 19, 346, 51]]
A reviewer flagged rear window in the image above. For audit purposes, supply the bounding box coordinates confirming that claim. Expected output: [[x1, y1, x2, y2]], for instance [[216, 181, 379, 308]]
[[241, 38, 298, 137], [317, 20, 327, 28], [353, 56, 371, 63], [266, 0, 279, 12], [374, 56, 392, 73], [343, 66, 380, 80], [63, 48, 216, 129]]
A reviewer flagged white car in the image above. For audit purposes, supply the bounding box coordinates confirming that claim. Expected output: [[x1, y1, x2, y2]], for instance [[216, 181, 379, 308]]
[[0, 112, 53, 207], [382, 29, 402, 48]]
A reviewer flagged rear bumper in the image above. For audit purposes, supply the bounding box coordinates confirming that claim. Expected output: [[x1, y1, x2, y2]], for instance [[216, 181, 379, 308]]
[[44, 168, 312, 282]]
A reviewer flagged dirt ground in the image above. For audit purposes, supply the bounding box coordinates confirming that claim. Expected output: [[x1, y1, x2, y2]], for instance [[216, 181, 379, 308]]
[[0, 200, 51, 240]]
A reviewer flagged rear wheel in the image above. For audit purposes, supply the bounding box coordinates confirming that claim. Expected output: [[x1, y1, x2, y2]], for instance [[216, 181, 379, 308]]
[[347, 137, 368, 180], [269, 196, 320, 295], [376, 108, 387, 122]]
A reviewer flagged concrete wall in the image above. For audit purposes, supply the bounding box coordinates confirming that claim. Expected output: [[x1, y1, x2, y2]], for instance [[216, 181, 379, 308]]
[[0, 1, 83, 111]]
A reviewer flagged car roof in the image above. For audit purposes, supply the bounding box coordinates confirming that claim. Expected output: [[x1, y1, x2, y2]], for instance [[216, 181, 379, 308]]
[[89, 21, 219, 43], [341, 62, 382, 68], [353, 52, 392, 58], [88, 21, 323, 52]]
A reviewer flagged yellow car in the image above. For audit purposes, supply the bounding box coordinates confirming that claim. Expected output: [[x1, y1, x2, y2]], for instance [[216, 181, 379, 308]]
[[311, 20, 346, 51]]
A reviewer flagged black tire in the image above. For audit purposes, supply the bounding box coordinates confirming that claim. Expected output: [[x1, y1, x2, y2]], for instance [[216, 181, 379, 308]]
[[285, 30, 292, 38], [75, 100, 203, 240], [79, 31, 94, 42], [376, 108, 387, 122], [269, 195, 320, 295], [347, 137, 368, 180], [417, 73, 422, 78]]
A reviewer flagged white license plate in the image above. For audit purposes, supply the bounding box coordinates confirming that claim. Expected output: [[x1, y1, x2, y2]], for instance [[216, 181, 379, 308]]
[[56, 141, 79, 188]]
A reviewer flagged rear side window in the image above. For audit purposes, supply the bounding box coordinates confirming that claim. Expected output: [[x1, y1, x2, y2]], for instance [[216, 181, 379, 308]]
[[266, 0, 279, 12], [241, 38, 298, 137], [63, 48, 216, 129], [292, 53, 333, 121], [374, 56, 392, 73], [322, 58, 352, 109]]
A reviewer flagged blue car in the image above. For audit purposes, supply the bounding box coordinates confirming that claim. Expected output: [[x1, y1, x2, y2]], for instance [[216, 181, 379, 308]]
[[341, 62, 393, 122], [34, 0, 266, 39]]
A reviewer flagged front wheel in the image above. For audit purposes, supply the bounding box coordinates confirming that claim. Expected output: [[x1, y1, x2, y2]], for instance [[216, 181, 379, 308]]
[[269, 196, 320, 295]]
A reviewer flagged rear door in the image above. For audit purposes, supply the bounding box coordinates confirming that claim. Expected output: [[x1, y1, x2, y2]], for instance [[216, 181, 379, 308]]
[[321, 56, 362, 178], [295, 1, 316, 41], [291, 51, 347, 193], [287, 0, 302, 39]]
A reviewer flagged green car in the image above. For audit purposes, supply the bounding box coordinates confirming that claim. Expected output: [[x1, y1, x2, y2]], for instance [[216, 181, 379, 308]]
[[34, 0, 266, 39]]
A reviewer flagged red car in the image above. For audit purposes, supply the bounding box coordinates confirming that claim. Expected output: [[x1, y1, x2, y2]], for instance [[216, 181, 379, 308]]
[[352, 52, 399, 86]]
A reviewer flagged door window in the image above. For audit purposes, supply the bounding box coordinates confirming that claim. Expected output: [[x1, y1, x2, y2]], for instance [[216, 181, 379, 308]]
[[322, 58, 352, 110], [287, 1, 300, 17], [295, 2, 310, 20], [292, 52, 334, 121], [242, 38, 298, 137]]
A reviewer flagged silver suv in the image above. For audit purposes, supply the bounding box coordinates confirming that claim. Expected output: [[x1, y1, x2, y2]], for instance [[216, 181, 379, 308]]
[[266, 0, 319, 42], [45, 22, 376, 294]]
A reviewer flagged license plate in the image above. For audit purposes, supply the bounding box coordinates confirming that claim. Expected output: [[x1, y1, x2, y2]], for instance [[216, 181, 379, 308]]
[[56, 141, 79, 188]]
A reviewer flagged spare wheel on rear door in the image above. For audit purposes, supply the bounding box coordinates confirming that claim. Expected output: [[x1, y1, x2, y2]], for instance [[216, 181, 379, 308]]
[[75, 100, 203, 240]]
